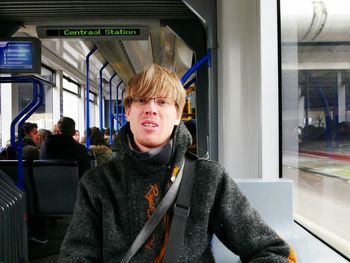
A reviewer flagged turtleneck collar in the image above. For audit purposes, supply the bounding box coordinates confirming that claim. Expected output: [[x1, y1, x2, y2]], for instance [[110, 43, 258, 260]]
[[127, 132, 173, 166], [115, 122, 192, 174]]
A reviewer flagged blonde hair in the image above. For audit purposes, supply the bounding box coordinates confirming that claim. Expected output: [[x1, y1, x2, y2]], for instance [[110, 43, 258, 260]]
[[124, 64, 186, 113]]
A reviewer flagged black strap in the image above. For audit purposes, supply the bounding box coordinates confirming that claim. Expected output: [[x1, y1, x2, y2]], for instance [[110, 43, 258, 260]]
[[120, 162, 185, 263], [163, 155, 197, 263]]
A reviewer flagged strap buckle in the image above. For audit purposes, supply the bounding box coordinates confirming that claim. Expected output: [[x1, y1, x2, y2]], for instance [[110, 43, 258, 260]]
[[173, 204, 190, 218]]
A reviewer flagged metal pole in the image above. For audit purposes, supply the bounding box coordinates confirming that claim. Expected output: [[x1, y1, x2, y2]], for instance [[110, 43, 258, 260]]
[[109, 73, 117, 145], [0, 76, 44, 190], [99, 62, 109, 131], [115, 80, 123, 132], [85, 46, 97, 150]]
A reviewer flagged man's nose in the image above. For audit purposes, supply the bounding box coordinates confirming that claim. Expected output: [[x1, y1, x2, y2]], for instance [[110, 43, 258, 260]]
[[144, 100, 158, 115]]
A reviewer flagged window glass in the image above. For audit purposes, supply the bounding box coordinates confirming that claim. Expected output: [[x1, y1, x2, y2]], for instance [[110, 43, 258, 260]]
[[280, 0, 350, 257], [89, 91, 96, 103], [89, 101, 96, 127], [63, 77, 79, 95], [63, 76, 80, 128], [63, 90, 80, 129], [18, 65, 54, 130]]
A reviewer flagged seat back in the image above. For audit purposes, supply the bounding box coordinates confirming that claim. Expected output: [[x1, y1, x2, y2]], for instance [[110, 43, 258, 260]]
[[0, 160, 36, 215], [32, 160, 79, 216], [87, 149, 97, 168], [111, 143, 118, 159], [235, 179, 294, 238], [0, 170, 27, 262], [211, 179, 295, 263]]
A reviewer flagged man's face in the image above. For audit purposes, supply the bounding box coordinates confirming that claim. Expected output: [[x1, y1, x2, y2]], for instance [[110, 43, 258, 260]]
[[28, 128, 40, 146], [73, 131, 80, 143], [126, 96, 181, 152]]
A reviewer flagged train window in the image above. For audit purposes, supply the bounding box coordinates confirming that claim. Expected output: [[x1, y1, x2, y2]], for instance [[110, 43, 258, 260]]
[[18, 65, 54, 130], [280, 0, 350, 258], [89, 91, 97, 128], [41, 64, 55, 83], [63, 76, 80, 95], [62, 76, 81, 130], [89, 91, 96, 103]]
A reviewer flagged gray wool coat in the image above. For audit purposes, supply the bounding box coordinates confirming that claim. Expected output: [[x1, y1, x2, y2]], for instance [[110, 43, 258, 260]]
[[59, 122, 293, 262]]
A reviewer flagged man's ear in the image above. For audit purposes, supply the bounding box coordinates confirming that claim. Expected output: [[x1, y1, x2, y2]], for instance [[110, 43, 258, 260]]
[[125, 106, 130, 120], [174, 111, 181, 125]]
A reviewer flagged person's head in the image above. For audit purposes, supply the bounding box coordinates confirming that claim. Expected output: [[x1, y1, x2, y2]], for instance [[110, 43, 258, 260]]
[[38, 128, 52, 146], [90, 127, 106, 146], [56, 117, 76, 136], [73, 130, 80, 143], [124, 64, 186, 152], [103, 128, 110, 137], [19, 122, 40, 146], [52, 124, 59, 135]]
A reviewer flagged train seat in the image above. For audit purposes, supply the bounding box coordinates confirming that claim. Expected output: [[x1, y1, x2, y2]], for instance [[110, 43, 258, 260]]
[[32, 160, 79, 216], [211, 179, 296, 262], [0, 160, 37, 215]]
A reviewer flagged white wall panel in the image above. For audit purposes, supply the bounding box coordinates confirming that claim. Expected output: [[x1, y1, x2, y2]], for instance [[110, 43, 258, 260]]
[[260, 0, 279, 179], [218, 0, 260, 178], [218, 0, 279, 179]]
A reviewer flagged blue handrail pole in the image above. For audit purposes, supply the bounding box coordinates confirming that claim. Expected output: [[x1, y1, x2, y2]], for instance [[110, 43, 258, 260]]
[[16, 81, 44, 187], [115, 80, 123, 132], [85, 46, 97, 150], [0, 77, 39, 148], [121, 88, 126, 126], [0, 76, 44, 190], [16, 80, 40, 191], [184, 76, 196, 89], [99, 62, 109, 131], [109, 73, 117, 145], [17, 81, 44, 190], [181, 49, 211, 84]]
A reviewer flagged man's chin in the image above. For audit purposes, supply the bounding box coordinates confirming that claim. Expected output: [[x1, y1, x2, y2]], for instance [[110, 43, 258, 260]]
[[136, 139, 168, 151]]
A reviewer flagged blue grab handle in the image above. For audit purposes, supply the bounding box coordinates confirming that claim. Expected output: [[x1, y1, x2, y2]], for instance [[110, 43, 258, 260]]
[[109, 73, 117, 145], [85, 46, 97, 150], [99, 62, 109, 131], [181, 49, 211, 84], [115, 80, 123, 133], [0, 76, 44, 190]]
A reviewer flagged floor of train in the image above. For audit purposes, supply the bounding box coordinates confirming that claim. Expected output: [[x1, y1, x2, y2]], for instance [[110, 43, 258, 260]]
[[28, 216, 72, 263]]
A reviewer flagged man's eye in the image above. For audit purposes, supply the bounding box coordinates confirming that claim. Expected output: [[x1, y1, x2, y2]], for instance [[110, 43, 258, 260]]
[[138, 98, 147, 104], [157, 99, 167, 105]]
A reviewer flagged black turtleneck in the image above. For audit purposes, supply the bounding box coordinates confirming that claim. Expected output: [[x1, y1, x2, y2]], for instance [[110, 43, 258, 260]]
[[127, 132, 173, 167]]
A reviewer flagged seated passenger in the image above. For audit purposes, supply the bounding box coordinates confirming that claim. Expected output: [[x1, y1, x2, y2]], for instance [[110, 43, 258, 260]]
[[40, 117, 90, 178], [89, 127, 112, 165], [18, 123, 48, 244], [38, 128, 52, 149], [59, 64, 296, 262], [18, 122, 40, 162], [73, 129, 80, 143]]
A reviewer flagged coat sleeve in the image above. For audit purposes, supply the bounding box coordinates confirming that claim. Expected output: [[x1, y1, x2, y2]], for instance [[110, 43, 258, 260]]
[[59, 170, 102, 262], [209, 167, 296, 263], [76, 144, 91, 178]]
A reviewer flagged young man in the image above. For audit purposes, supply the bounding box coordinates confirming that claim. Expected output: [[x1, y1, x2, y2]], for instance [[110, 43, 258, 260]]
[[19, 122, 40, 161], [73, 129, 80, 143], [18, 122, 48, 244], [59, 64, 296, 262], [40, 116, 90, 178]]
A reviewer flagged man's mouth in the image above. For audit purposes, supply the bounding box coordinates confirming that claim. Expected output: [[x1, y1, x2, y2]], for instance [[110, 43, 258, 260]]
[[141, 120, 159, 128], [143, 123, 157, 127]]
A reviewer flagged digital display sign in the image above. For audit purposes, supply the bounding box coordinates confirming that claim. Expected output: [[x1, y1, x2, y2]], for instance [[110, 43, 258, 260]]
[[37, 26, 149, 40], [0, 37, 41, 73]]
